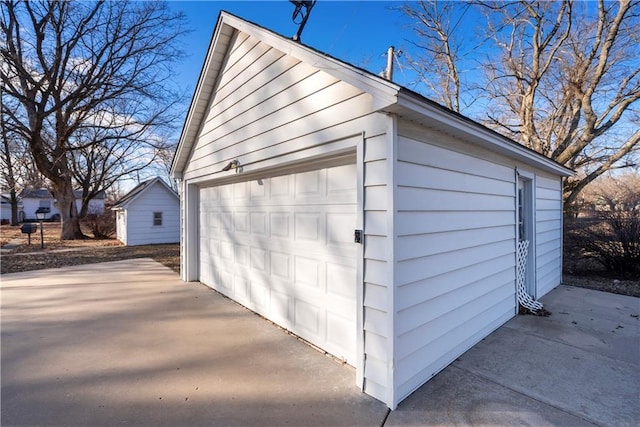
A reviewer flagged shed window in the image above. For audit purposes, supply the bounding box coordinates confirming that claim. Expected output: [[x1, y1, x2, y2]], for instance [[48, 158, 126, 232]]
[[153, 212, 163, 226]]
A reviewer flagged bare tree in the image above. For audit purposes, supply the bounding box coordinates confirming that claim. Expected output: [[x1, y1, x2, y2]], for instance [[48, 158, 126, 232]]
[[0, 91, 21, 225], [69, 102, 175, 218], [399, 0, 639, 205], [0, 91, 47, 224], [154, 143, 179, 193], [399, 0, 471, 112], [0, 0, 185, 239]]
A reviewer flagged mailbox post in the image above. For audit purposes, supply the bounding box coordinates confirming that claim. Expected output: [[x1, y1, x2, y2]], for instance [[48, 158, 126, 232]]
[[35, 211, 46, 249], [20, 223, 38, 245]]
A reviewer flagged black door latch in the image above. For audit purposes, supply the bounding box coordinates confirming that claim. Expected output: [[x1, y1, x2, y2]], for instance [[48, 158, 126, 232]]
[[354, 229, 363, 244]]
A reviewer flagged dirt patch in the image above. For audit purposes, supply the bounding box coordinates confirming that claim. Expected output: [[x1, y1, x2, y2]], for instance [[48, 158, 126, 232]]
[[563, 274, 639, 298]]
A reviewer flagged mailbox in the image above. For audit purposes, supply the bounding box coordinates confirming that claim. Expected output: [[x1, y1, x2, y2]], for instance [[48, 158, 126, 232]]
[[20, 223, 38, 245], [20, 223, 38, 234]]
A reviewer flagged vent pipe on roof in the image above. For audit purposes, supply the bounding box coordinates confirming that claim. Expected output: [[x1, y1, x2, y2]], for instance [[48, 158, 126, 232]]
[[384, 46, 394, 81]]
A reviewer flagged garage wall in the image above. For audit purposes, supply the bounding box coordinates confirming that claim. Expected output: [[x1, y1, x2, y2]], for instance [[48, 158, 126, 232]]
[[125, 184, 180, 246], [362, 128, 395, 404], [393, 122, 518, 405], [183, 31, 378, 182], [535, 173, 563, 298]]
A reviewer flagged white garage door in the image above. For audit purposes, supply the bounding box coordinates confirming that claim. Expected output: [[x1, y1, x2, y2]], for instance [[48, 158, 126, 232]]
[[199, 163, 357, 364]]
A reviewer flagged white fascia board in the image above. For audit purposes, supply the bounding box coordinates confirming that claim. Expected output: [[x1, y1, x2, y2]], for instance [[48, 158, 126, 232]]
[[393, 91, 574, 177], [171, 15, 234, 177]]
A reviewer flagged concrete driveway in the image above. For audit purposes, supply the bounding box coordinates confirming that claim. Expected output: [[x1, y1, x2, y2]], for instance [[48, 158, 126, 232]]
[[2, 259, 639, 426], [1, 259, 387, 426]]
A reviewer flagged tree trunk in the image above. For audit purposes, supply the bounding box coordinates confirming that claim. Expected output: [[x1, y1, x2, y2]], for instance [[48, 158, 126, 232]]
[[9, 189, 19, 226], [52, 178, 85, 240]]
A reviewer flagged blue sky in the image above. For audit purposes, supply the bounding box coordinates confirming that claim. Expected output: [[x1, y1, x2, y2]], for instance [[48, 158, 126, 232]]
[[167, 1, 415, 96]]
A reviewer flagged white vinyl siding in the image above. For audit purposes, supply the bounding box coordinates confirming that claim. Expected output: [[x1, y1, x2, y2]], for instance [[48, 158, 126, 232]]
[[535, 174, 563, 297], [124, 184, 180, 246], [362, 128, 395, 404], [183, 33, 381, 182], [393, 125, 517, 404]]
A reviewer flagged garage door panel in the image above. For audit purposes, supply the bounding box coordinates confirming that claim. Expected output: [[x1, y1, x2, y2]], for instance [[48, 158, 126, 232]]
[[233, 212, 249, 232], [199, 163, 357, 365], [328, 164, 357, 194], [294, 212, 321, 242], [294, 256, 321, 289], [250, 247, 267, 271], [270, 289, 292, 327], [250, 212, 267, 234], [293, 298, 321, 336], [294, 169, 322, 196], [269, 212, 290, 238], [250, 280, 270, 310], [327, 262, 357, 299], [270, 251, 291, 280], [235, 275, 250, 301], [326, 312, 356, 355], [235, 244, 249, 266]]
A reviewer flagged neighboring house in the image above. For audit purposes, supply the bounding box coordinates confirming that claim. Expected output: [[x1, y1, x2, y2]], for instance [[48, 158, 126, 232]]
[[19, 188, 105, 221], [1, 195, 13, 222], [171, 12, 573, 410], [111, 177, 180, 246]]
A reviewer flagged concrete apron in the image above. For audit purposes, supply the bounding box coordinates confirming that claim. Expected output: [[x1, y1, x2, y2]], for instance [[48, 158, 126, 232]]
[[386, 285, 640, 427], [1, 259, 388, 427]]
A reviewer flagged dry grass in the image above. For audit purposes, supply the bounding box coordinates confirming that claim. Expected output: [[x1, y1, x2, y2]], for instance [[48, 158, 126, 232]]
[[1, 222, 121, 250], [1, 222, 179, 275]]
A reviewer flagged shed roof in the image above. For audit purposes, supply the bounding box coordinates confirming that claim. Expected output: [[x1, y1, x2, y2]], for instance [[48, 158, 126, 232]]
[[112, 177, 178, 210], [172, 11, 573, 178]]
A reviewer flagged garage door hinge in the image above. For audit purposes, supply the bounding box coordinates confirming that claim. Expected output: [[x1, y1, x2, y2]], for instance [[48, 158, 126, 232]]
[[354, 229, 363, 244]]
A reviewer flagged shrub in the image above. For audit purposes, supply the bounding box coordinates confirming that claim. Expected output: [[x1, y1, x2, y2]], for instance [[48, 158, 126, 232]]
[[82, 209, 116, 239], [565, 178, 640, 277]]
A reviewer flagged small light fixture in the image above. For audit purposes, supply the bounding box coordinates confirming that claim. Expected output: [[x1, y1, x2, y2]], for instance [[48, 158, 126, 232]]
[[221, 159, 240, 172]]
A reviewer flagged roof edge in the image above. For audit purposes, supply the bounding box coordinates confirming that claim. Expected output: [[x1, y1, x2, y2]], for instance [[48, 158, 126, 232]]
[[111, 177, 178, 210], [393, 90, 574, 177]]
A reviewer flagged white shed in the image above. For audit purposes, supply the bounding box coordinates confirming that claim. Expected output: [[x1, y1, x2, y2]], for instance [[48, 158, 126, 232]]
[[112, 177, 180, 246], [171, 12, 573, 409]]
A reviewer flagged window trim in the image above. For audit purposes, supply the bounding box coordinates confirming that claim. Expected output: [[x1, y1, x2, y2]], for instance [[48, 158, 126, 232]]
[[153, 211, 163, 226]]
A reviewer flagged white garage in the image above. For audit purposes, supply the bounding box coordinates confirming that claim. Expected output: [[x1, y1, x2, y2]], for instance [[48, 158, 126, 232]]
[[171, 12, 572, 409], [198, 162, 358, 364]]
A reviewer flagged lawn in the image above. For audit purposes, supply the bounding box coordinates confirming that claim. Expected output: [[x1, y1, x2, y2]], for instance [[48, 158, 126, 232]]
[[0, 222, 179, 275]]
